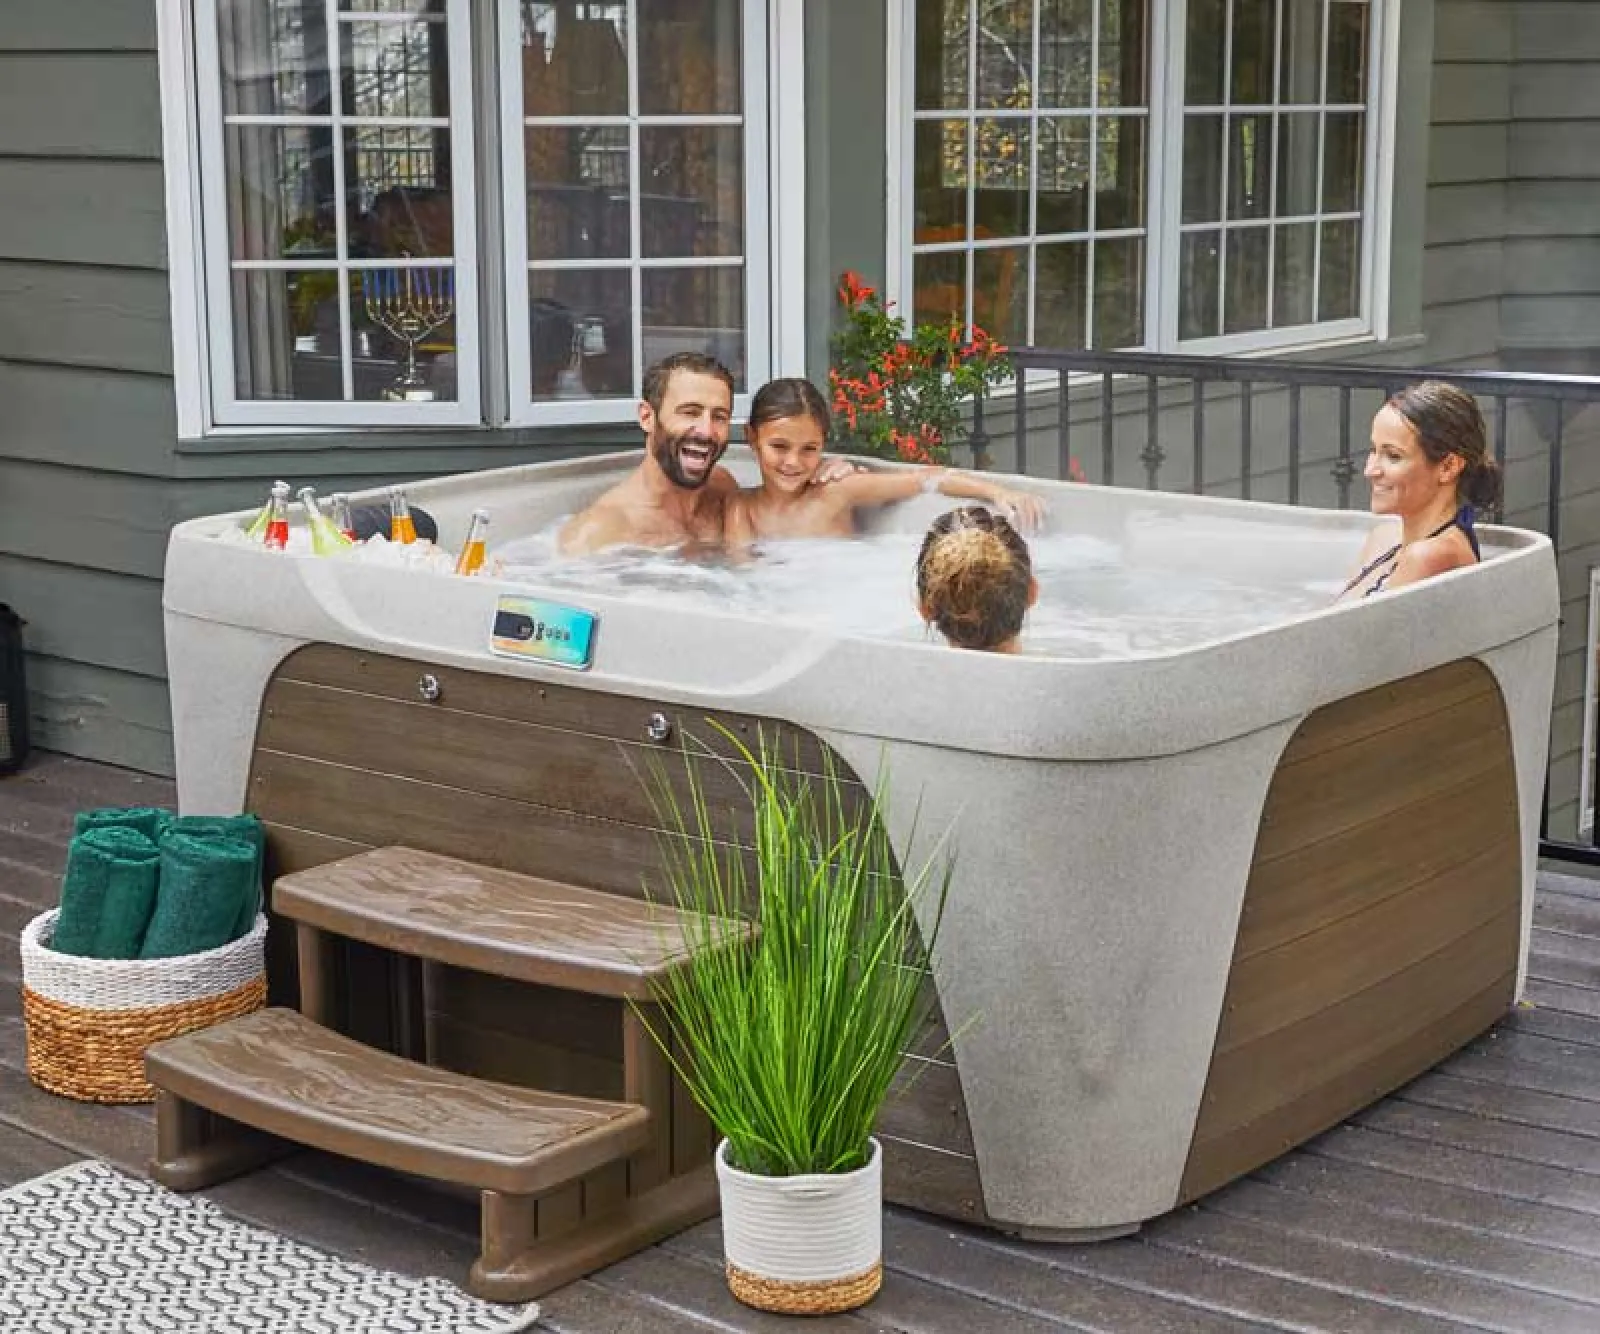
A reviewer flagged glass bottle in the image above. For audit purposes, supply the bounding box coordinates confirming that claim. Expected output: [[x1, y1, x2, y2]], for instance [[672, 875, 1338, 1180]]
[[298, 486, 353, 556], [262, 482, 291, 551], [245, 480, 290, 541], [455, 509, 490, 576], [389, 486, 417, 544], [329, 492, 357, 543]]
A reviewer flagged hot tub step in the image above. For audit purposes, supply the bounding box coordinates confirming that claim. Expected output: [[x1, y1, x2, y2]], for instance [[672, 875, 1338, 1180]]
[[146, 1006, 651, 1195], [272, 844, 750, 998], [145, 1007, 713, 1300]]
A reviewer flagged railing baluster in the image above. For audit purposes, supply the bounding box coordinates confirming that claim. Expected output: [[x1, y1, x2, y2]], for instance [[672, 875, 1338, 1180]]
[[969, 381, 991, 471], [1192, 380, 1205, 495], [1101, 373, 1115, 487], [1014, 357, 1029, 477], [1240, 381, 1253, 501], [1288, 384, 1302, 505], [1334, 387, 1354, 508], [1142, 376, 1164, 489], [1494, 396, 1509, 473], [1057, 371, 1071, 482]]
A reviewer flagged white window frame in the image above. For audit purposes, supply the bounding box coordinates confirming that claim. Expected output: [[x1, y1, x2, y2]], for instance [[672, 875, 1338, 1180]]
[[157, 0, 796, 439], [886, 0, 1397, 359], [497, 1, 773, 426]]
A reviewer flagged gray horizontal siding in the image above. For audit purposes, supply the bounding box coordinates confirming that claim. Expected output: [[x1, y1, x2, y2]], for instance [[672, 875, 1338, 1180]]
[[0, 54, 163, 159], [0, 557, 166, 680], [0, 160, 167, 269], [0, 263, 172, 374], [0, 461, 174, 581], [24, 655, 175, 778], [0, 361, 177, 477], [0, 1, 156, 52]]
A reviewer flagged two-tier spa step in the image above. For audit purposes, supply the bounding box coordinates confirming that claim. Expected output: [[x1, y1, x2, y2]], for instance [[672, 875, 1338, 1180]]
[[145, 844, 750, 1301]]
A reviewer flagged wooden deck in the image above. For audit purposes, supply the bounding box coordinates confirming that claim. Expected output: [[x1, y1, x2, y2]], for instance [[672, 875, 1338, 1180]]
[[7, 752, 1600, 1331]]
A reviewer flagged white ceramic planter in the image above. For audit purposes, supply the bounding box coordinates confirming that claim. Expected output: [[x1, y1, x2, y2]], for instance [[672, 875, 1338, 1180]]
[[715, 1137, 883, 1314]]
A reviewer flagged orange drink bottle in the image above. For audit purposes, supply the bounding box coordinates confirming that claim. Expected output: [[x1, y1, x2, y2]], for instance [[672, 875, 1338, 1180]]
[[245, 479, 290, 541], [298, 486, 354, 556], [455, 508, 490, 576], [262, 481, 291, 550], [389, 486, 417, 544], [329, 492, 357, 542]]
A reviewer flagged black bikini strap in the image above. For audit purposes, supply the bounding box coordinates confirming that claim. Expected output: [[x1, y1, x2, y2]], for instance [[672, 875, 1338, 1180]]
[[1341, 541, 1401, 596]]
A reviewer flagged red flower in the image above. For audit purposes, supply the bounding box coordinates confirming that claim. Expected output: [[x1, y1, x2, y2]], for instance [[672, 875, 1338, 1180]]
[[837, 270, 876, 310], [1067, 457, 1088, 484]]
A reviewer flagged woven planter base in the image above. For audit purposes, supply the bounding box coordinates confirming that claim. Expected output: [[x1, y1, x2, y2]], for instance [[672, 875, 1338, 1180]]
[[24, 974, 267, 1104], [727, 1260, 883, 1315]]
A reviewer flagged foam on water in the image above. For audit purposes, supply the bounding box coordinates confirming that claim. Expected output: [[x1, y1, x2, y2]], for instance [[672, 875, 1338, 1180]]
[[496, 520, 1338, 660]]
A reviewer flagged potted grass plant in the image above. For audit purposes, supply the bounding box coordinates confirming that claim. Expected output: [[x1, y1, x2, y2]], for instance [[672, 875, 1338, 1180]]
[[637, 730, 953, 1315]]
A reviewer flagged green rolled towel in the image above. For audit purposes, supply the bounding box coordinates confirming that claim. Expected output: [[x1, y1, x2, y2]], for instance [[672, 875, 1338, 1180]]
[[139, 831, 257, 960], [52, 827, 162, 959], [73, 806, 173, 844], [164, 814, 266, 940]]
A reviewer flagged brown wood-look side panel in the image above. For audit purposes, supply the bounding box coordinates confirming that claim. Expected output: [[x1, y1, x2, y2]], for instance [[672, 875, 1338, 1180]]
[[1179, 659, 1522, 1204], [246, 644, 988, 1225]]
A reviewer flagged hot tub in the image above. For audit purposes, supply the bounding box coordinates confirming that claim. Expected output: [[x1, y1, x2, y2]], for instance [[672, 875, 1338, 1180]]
[[163, 452, 1558, 1240]]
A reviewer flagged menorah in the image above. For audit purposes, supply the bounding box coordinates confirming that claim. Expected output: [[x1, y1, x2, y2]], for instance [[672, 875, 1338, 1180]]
[[362, 263, 455, 402]]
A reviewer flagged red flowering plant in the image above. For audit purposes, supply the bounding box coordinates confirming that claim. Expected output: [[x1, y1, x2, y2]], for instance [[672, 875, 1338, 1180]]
[[828, 271, 1014, 465]]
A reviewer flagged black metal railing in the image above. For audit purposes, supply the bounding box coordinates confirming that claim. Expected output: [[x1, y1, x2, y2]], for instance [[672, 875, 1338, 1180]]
[[971, 346, 1600, 866]]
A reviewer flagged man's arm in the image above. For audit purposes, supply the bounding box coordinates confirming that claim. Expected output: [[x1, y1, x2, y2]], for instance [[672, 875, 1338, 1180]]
[[558, 503, 629, 556]]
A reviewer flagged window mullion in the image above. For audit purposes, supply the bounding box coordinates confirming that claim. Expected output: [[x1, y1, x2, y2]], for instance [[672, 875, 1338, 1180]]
[[1027, 0, 1041, 344], [325, 0, 353, 402], [626, 0, 644, 402]]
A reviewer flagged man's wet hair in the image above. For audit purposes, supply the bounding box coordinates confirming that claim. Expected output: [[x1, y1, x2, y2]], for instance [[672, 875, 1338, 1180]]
[[642, 352, 735, 414]]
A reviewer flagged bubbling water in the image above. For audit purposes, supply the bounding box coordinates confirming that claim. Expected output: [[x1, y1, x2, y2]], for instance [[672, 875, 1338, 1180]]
[[497, 519, 1340, 660]]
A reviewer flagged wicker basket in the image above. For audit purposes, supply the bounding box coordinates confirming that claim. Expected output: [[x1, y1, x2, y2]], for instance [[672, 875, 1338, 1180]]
[[20, 909, 268, 1104]]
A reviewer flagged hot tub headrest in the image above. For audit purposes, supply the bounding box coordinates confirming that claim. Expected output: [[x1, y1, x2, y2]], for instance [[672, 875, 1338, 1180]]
[[349, 503, 439, 544]]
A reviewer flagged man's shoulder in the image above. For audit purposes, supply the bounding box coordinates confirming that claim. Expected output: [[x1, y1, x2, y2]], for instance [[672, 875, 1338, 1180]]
[[558, 479, 636, 554]]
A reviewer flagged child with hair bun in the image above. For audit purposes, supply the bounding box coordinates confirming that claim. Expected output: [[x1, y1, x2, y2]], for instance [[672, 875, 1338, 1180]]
[[915, 506, 1038, 653]]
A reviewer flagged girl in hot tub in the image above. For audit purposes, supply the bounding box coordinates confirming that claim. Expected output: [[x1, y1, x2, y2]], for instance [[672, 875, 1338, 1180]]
[[724, 378, 1046, 544], [1339, 381, 1504, 600], [915, 506, 1038, 654]]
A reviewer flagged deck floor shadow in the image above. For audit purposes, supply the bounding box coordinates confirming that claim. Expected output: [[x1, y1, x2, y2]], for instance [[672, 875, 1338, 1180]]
[[6, 752, 1600, 1331]]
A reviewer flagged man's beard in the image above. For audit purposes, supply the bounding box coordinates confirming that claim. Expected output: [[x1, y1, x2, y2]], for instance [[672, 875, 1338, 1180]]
[[651, 425, 723, 490]]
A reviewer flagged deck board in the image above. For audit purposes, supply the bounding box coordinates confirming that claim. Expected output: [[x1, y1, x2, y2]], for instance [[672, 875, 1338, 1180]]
[[8, 750, 1600, 1330]]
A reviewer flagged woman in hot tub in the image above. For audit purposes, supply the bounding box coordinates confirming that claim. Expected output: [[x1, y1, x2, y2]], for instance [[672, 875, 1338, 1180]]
[[725, 378, 1046, 544], [1339, 381, 1504, 600]]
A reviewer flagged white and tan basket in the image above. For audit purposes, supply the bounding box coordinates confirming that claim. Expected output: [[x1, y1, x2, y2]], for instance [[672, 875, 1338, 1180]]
[[20, 909, 268, 1104]]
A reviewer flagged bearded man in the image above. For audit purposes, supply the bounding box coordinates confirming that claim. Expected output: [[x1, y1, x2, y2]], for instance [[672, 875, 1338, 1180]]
[[558, 352, 740, 556]]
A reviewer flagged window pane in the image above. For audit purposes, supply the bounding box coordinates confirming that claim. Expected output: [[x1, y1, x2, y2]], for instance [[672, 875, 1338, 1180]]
[[530, 268, 634, 402], [976, 0, 1033, 109], [640, 126, 744, 259], [232, 269, 343, 401], [1034, 242, 1088, 346], [1279, 0, 1324, 104], [1098, 0, 1149, 108], [1322, 111, 1364, 213], [522, 8, 628, 117], [1037, 117, 1090, 234], [1327, 1, 1369, 104], [914, 250, 968, 328], [1228, 114, 1272, 220], [1039, 0, 1093, 109], [525, 127, 629, 262], [1229, 0, 1277, 105], [341, 19, 449, 119], [1093, 236, 1144, 348], [225, 126, 336, 261], [220, 0, 330, 118], [1182, 115, 1223, 224], [1179, 231, 1221, 339], [1224, 227, 1270, 333], [1096, 117, 1145, 230], [1319, 218, 1361, 319], [350, 129, 453, 258], [639, 0, 741, 116], [915, 119, 970, 238], [352, 266, 457, 401], [916, 0, 970, 110], [341, 0, 445, 13], [1185, 0, 1226, 105], [974, 246, 1028, 342], [1276, 111, 1320, 216], [641, 267, 746, 391], [972, 118, 1031, 239], [1272, 221, 1315, 326]]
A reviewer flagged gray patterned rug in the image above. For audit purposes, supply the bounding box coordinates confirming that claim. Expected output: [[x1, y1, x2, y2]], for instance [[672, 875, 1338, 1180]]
[[0, 1160, 540, 1333]]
